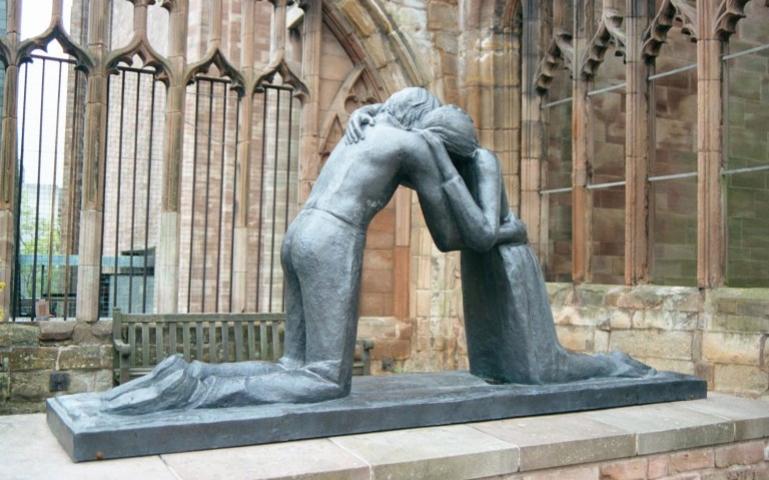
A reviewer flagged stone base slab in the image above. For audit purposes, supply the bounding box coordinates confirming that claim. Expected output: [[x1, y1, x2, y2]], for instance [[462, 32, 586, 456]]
[[47, 370, 705, 462]]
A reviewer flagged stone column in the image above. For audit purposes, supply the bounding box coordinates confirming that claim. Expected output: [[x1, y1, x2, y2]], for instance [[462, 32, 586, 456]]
[[520, 0, 546, 254], [155, 0, 189, 313], [624, 0, 651, 285], [297, 1, 321, 204], [231, 0, 256, 313], [696, 0, 724, 288], [76, 0, 109, 322], [571, 1, 594, 283], [0, 0, 20, 321]]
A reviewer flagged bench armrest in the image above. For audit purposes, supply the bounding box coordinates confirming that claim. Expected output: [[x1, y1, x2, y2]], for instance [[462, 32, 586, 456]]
[[113, 340, 132, 356]]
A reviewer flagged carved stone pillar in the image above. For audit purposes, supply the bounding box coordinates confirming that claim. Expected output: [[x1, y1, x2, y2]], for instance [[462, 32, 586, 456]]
[[76, 0, 110, 322], [155, 0, 189, 313], [297, 0, 321, 205], [520, 0, 546, 254], [696, 0, 725, 287], [571, 1, 595, 284], [624, 0, 651, 285], [0, 0, 20, 321], [231, 0, 256, 313]]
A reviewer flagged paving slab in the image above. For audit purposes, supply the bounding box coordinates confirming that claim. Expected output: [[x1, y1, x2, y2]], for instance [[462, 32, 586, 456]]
[[470, 412, 636, 471], [330, 424, 519, 480], [47, 370, 706, 462], [672, 393, 769, 441], [585, 402, 735, 454], [161, 438, 370, 480], [0, 414, 176, 480]]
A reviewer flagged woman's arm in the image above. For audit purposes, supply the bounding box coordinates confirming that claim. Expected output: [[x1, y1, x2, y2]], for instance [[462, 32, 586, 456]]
[[421, 135, 502, 252]]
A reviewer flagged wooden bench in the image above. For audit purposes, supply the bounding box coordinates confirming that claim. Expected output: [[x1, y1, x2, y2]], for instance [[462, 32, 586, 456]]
[[112, 309, 373, 384]]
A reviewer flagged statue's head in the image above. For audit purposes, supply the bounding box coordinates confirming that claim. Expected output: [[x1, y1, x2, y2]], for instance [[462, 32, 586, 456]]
[[382, 87, 441, 129], [421, 105, 479, 162]]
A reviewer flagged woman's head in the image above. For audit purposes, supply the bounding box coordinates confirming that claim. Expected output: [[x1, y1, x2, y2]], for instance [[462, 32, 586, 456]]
[[421, 105, 479, 161], [382, 87, 441, 129]]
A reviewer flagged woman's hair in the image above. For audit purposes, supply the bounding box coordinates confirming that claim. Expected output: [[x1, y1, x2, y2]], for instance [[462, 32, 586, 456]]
[[382, 87, 441, 129], [420, 105, 479, 160]]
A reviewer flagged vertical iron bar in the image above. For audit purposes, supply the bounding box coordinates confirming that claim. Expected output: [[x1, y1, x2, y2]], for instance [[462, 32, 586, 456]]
[[31, 59, 48, 313], [187, 81, 201, 312], [63, 69, 81, 319], [201, 80, 215, 313], [128, 71, 142, 313], [229, 100, 240, 313], [255, 89, 268, 311], [281, 92, 294, 311], [113, 70, 127, 312], [268, 87, 281, 312], [143, 77, 157, 313], [13, 64, 31, 320], [215, 82, 228, 312], [46, 60, 65, 312]]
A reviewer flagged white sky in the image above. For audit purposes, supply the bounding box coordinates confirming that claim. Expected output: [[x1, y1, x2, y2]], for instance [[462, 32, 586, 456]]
[[16, 0, 74, 194]]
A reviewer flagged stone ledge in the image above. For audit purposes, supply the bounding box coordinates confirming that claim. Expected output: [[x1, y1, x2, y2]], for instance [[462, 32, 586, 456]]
[[3, 394, 768, 479]]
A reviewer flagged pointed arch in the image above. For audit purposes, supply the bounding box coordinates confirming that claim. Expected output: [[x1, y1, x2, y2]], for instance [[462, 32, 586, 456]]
[[581, 8, 627, 79], [17, 17, 94, 72], [643, 0, 698, 61], [535, 30, 574, 94], [715, 0, 752, 40], [184, 48, 246, 95], [105, 36, 174, 85]]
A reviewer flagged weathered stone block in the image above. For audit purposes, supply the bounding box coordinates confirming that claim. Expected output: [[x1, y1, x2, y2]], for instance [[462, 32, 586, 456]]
[[38, 321, 76, 342], [609, 330, 693, 360], [556, 325, 594, 352], [639, 357, 696, 376], [713, 364, 769, 395], [703, 332, 762, 366], [647, 454, 670, 479], [609, 309, 633, 329], [632, 310, 699, 331], [715, 441, 766, 468], [711, 312, 769, 334], [10, 370, 52, 400], [599, 457, 648, 480], [68, 369, 114, 394], [331, 425, 519, 479], [662, 289, 704, 312], [0, 324, 39, 348], [58, 345, 112, 370], [616, 287, 666, 309], [670, 448, 715, 473], [519, 465, 599, 480], [90, 320, 113, 341], [586, 404, 734, 455], [473, 413, 634, 472], [7, 347, 58, 371], [575, 284, 610, 306]]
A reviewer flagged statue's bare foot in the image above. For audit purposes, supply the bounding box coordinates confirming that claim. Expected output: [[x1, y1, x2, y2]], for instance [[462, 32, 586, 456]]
[[606, 351, 655, 378], [104, 354, 189, 402], [551, 349, 654, 383], [103, 365, 203, 415]]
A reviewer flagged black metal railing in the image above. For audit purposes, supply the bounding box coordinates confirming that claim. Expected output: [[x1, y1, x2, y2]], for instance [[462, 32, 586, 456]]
[[99, 64, 165, 317], [11, 53, 84, 321]]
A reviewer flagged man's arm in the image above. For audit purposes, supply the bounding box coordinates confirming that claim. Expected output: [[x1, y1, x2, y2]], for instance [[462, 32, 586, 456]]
[[343, 103, 382, 145]]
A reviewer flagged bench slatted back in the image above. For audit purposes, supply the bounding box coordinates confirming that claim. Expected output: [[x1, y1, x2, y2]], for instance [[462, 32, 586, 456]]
[[113, 310, 285, 383]]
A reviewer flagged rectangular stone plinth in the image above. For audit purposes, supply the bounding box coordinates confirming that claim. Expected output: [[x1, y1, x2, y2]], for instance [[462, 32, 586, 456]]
[[47, 370, 706, 462]]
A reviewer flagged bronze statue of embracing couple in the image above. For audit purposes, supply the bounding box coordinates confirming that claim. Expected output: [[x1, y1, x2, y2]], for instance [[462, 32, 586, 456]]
[[104, 88, 652, 415]]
